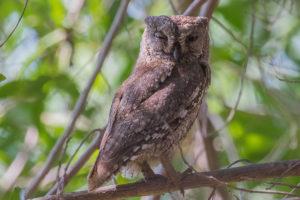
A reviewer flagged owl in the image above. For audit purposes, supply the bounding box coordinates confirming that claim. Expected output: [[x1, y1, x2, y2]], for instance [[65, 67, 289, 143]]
[[88, 15, 211, 192]]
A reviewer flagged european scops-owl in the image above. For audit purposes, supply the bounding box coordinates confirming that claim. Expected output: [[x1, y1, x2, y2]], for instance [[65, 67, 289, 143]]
[[88, 15, 211, 191]]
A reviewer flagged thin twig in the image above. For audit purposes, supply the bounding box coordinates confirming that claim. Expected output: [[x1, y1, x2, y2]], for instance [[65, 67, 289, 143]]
[[228, 185, 300, 198], [64, 128, 103, 174], [211, 16, 248, 50], [56, 128, 102, 196], [267, 0, 287, 28], [227, 159, 253, 169], [257, 58, 298, 164], [270, 58, 300, 83], [265, 182, 300, 189], [0, 0, 29, 47], [178, 144, 198, 173], [56, 136, 71, 196], [24, 0, 130, 197], [282, 182, 300, 200], [275, 76, 300, 83], [208, 187, 217, 200], [265, 162, 300, 190], [233, 194, 240, 200], [214, 0, 256, 133], [47, 130, 104, 195]]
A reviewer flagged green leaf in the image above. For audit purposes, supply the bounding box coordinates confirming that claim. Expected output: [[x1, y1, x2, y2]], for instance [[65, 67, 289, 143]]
[[8, 186, 23, 200], [0, 73, 6, 82]]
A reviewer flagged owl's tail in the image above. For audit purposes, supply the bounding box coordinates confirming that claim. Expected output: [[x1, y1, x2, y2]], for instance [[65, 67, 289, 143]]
[[87, 156, 118, 191]]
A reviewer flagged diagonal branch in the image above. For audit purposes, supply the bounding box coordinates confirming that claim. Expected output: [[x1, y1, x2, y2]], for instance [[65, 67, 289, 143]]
[[183, 0, 208, 16], [47, 130, 104, 195], [24, 0, 131, 198], [0, 0, 29, 47], [32, 159, 300, 200], [214, 0, 256, 133]]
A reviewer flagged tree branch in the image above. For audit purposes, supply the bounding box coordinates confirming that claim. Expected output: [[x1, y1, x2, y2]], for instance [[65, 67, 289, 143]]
[[46, 130, 104, 195], [201, 0, 218, 19], [24, 0, 130, 198], [183, 0, 208, 16], [32, 159, 300, 200]]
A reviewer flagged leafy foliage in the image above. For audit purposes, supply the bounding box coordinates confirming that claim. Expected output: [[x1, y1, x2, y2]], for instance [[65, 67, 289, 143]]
[[0, 0, 300, 199]]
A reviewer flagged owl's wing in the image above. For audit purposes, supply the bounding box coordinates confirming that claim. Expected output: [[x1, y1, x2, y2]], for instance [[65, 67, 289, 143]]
[[99, 60, 175, 161], [87, 66, 156, 189]]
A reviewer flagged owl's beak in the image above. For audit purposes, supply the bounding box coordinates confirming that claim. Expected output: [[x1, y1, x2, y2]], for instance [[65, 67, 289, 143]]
[[173, 45, 180, 61]]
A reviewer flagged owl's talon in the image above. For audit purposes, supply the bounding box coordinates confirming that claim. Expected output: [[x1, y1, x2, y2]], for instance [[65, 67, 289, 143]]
[[181, 168, 193, 176], [176, 182, 185, 196], [143, 174, 165, 183], [160, 154, 185, 196], [166, 178, 185, 196]]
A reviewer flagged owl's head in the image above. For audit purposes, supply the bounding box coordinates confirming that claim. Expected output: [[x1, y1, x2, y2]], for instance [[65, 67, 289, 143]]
[[142, 15, 209, 61]]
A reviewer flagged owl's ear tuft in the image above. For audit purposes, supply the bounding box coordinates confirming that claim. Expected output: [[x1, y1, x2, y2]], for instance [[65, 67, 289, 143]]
[[195, 17, 209, 27], [145, 15, 169, 27], [144, 16, 156, 27]]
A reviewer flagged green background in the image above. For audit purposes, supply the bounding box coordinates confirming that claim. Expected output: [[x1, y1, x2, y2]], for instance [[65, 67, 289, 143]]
[[0, 0, 300, 199]]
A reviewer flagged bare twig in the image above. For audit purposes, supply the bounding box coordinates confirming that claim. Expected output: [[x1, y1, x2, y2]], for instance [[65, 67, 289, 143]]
[[227, 159, 253, 169], [265, 182, 300, 189], [0, 0, 29, 47], [64, 129, 103, 174], [56, 128, 102, 196], [269, 58, 300, 83], [275, 76, 300, 83], [24, 0, 130, 197], [55, 128, 103, 196], [214, 0, 256, 133], [178, 144, 198, 173], [228, 185, 300, 198], [265, 162, 300, 190], [32, 159, 300, 200], [257, 58, 298, 163], [208, 187, 217, 200], [211, 16, 248, 50], [183, 0, 208, 16], [267, 0, 287, 28], [47, 130, 103, 195], [282, 182, 300, 200]]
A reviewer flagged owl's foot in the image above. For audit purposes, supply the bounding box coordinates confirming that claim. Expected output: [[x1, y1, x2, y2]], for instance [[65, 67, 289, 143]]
[[140, 161, 165, 182], [181, 167, 194, 176], [160, 154, 185, 196]]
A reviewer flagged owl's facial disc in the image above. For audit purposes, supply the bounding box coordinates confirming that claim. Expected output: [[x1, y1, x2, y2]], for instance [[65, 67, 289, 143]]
[[144, 15, 208, 60]]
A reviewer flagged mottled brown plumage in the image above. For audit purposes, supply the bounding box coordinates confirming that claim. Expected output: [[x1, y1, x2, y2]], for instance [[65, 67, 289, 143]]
[[88, 15, 211, 191]]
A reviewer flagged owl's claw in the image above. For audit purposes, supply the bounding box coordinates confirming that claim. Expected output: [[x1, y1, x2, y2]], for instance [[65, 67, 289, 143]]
[[160, 154, 185, 196], [181, 167, 194, 176], [143, 174, 166, 183], [140, 161, 155, 180], [140, 161, 165, 183]]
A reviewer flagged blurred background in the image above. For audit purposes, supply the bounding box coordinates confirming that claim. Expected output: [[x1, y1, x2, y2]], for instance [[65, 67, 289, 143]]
[[0, 0, 300, 199]]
